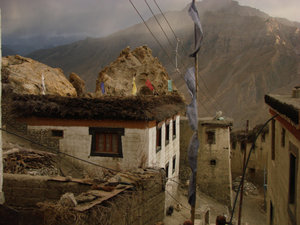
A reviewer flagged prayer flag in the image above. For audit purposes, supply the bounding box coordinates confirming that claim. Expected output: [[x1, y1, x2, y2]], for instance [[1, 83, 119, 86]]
[[146, 79, 154, 91], [184, 67, 199, 207], [188, 0, 203, 57], [100, 82, 105, 94], [168, 80, 173, 92], [132, 77, 137, 96]]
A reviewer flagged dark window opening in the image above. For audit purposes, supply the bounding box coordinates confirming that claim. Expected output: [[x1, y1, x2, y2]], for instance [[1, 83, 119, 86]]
[[271, 119, 275, 160], [210, 159, 216, 166], [232, 141, 236, 150], [172, 155, 176, 174], [270, 201, 274, 225], [165, 162, 169, 178], [281, 128, 285, 147], [206, 130, 216, 145], [156, 127, 162, 152], [52, 130, 63, 138], [172, 119, 176, 139], [261, 133, 266, 142], [166, 123, 170, 145], [240, 141, 246, 152], [89, 127, 124, 157], [289, 153, 296, 205]]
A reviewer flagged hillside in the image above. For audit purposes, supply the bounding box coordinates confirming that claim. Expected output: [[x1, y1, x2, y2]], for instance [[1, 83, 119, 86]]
[[28, 0, 300, 128]]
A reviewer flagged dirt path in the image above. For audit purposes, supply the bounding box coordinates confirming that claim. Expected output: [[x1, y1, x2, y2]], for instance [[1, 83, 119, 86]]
[[163, 189, 266, 225]]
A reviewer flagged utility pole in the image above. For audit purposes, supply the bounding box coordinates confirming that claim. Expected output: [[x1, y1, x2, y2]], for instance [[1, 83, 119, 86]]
[[238, 120, 249, 225]]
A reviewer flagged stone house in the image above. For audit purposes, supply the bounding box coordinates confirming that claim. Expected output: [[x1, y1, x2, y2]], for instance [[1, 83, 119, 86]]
[[180, 117, 233, 208], [264, 87, 300, 225], [11, 93, 184, 202], [231, 125, 270, 185]]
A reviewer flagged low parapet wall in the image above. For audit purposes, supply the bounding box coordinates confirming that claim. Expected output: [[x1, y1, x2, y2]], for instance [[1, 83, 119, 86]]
[[1, 170, 166, 225]]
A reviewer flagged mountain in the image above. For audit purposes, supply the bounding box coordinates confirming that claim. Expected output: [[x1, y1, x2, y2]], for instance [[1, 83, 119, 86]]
[[28, 0, 300, 128]]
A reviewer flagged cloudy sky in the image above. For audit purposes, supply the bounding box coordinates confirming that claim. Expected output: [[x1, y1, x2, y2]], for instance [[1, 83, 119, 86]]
[[1, 0, 300, 43]]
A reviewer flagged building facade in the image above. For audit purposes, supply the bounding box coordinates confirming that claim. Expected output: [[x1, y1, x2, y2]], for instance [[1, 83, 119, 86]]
[[265, 88, 300, 225], [180, 117, 233, 208], [11, 94, 184, 205], [197, 117, 233, 208], [231, 125, 270, 185]]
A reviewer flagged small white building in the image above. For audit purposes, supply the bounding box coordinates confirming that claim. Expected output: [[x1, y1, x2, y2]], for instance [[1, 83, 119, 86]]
[[13, 93, 184, 202]]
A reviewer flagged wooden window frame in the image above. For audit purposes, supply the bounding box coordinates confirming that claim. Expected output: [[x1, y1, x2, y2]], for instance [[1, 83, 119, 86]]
[[281, 128, 286, 148], [271, 119, 275, 160], [51, 129, 64, 138], [165, 123, 170, 146], [156, 126, 162, 152], [172, 118, 176, 140], [89, 127, 124, 157], [206, 130, 216, 145], [287, 141, 298, 224], [165, 162, 169, 178], [172, 155, 176, 174]]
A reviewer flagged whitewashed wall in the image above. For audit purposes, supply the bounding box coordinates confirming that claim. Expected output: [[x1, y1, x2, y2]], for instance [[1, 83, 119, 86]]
[[27, 116, 180, 200]]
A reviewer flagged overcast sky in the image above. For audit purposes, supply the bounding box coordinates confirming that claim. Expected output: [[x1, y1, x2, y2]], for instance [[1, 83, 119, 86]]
[[1, 0, 300, 41]]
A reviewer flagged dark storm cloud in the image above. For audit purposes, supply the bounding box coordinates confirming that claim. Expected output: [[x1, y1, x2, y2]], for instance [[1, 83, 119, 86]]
[[1, 0, 300, 41]]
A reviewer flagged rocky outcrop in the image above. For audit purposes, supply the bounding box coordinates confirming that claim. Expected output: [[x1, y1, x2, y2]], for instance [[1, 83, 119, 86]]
[[95, 46, 171, 96], [69, 72, 86, 97], [2, 55, 77, 97]]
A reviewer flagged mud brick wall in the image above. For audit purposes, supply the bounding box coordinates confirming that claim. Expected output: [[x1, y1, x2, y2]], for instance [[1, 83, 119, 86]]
[[3, 174, 90, 207]]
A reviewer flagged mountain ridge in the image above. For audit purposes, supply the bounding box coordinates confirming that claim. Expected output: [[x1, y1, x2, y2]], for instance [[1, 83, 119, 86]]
[[28, 0, 300, 128]]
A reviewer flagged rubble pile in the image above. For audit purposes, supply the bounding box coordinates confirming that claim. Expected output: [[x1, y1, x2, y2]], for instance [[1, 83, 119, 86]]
[[3, 146, 61, 176], [232, 176, 258, 195]]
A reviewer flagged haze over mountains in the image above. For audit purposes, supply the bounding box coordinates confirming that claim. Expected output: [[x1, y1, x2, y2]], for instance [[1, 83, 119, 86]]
[[28, 0, 300, 128]]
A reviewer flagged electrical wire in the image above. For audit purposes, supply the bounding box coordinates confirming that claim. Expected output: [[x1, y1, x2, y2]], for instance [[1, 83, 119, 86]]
[[228, 114, 278, 224], [129, 0, 213, 115], [152, 0, 223, 111]]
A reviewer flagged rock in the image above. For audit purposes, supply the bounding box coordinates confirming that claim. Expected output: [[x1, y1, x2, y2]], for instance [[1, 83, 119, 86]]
[[95, 46, 173, 96], [69, 72, 86, 96], [2, 55, 77, 97], [59, 193, 77, 207]]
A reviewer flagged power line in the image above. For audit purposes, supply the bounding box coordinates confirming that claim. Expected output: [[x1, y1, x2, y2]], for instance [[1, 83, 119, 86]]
[[144, 0, 175, 49], [129, 0, 213, 115], [228, 114, 278, 224], [152, 0, 223, 111]]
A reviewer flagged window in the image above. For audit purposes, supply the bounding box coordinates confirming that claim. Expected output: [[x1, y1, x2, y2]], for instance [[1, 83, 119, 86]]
[[51, 129, 63, 138], [271, 119, 275, 160], [210, 159, 216, 166], [270, 201, 274, 225], [240, 141, 246, 152], [281, 128, 285, 147], [172, 119, 176, 139], [232, 141, 236, 150], [172, 155, 176, 174], [166, 123, 170, 145], [156, 127, 162, 152], [206, 130, 216, 144], [289, 153, 296, 205], [261, 133, 266, 142], [165, 162, 169, 178], [89, 127, 124, 157]]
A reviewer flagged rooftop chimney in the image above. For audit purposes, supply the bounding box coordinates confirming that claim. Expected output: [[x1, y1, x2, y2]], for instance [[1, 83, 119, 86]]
[[292, 86, 300, 98]]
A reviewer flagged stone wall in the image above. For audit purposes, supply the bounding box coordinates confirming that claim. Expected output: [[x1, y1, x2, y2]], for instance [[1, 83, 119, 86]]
[[1, 170, 166, 225], [3, 174, 91, 207], [266, 118, 300, 225], [180, 117, 233, 208], [231, 133, 269, 185]]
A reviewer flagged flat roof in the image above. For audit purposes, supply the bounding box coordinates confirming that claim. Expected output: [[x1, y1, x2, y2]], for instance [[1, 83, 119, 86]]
[[265, 94, 300, 125]]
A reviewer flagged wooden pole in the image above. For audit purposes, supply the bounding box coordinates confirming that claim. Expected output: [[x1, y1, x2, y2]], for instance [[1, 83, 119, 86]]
[[238, 120, 249, 225], [191, 9, 199, 224]]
